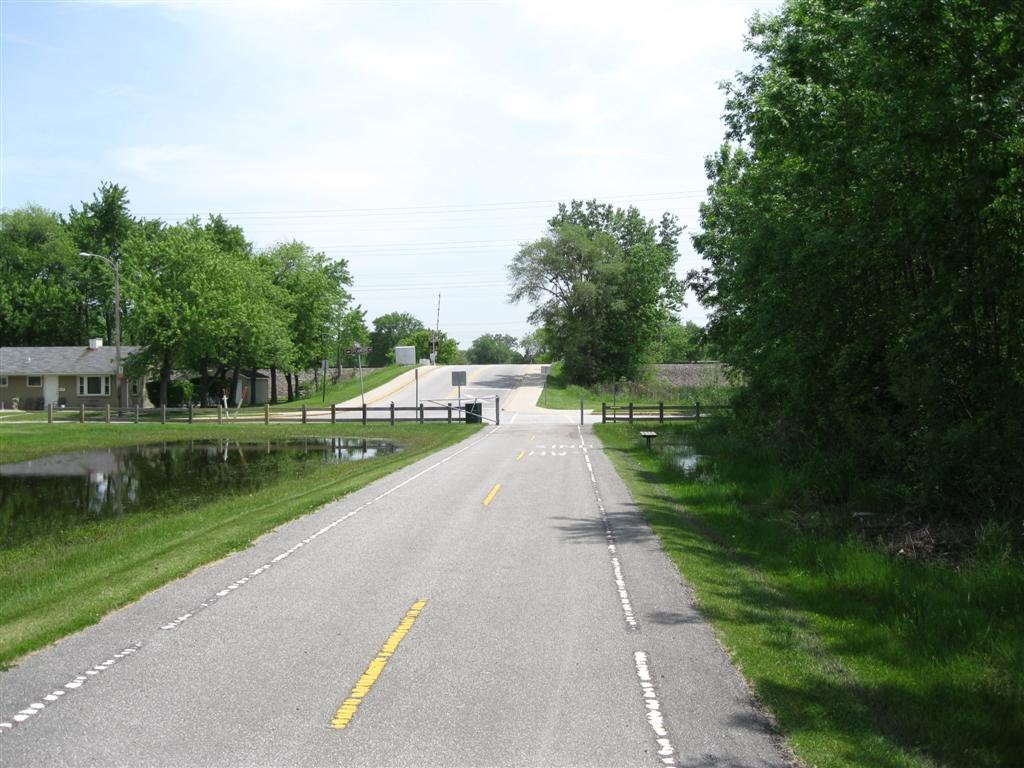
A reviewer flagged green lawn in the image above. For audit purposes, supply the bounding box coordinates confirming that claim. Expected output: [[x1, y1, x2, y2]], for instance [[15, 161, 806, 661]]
[[0, 420, 479, 667], [271, 365, 415, 409], [595, 420, 1023, 768]]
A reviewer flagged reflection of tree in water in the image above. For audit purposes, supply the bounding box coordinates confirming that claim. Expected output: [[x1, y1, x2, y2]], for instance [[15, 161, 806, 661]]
[[0, 439, 397, 550]]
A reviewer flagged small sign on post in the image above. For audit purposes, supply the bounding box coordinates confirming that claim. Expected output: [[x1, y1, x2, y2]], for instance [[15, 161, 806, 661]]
[[452, 371, 467, 404]]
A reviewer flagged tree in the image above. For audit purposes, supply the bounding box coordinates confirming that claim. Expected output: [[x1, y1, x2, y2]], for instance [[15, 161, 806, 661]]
[[518, 331, 545, 363], [259, 240, 353, 399], [466, 333, 522, 364], [508, 200, 683, 384], [399, 328, 460, 365], [0, 206, 91, 345], [692, 0, 1024, 517], [368, 312, 424, 365], [66, 182, 139, 346], [650, 319, 712, 363]]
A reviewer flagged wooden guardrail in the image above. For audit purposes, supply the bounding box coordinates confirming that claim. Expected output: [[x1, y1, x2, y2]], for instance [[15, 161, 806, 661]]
[[42, 399, 499, 426], [601, 402, 729, 423]]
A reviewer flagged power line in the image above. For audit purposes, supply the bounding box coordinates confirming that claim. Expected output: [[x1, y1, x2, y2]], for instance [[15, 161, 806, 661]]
[[137, 191, 705, 220]]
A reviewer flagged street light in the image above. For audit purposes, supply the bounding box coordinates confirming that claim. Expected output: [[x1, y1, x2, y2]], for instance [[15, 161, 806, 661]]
[[80, 250, 123, 409]]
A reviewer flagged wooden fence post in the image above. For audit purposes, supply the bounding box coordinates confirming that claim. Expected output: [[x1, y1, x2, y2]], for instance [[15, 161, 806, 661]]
[[390, 401, 395, 426], [419, 403, 425, 424], [362, 403, 367, 426], [331, 404, 337, 424], [602, 403, 607, 424], [105, 404, 111, 424], [580, 398, 584, 426], [265, 404, 270, 425], [135, 404, 140, 424], [695, 401, 701, 420], [659, 402, 664, 423], [217, 405, 223, 424], [302, 405, 307, 424], [447, 403, 451, 424], [496, 396, 500, 426], [80, 404, 85, 423], [48, 403, 53, 424], [161, 404, 167, 424], [628, 403, 634, 423], [188, 402, 193, 424]]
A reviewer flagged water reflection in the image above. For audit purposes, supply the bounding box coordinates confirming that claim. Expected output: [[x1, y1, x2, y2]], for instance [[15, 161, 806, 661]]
[[0, 438, 399, 549], [659, 443, 707, 473]]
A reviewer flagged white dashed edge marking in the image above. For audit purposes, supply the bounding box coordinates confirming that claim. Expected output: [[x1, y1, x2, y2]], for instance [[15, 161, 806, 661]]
[[578, 426, 638, 629], [0, 643, 142, 734], [635, 651, 677, 765], [1, 427, 500, 735]]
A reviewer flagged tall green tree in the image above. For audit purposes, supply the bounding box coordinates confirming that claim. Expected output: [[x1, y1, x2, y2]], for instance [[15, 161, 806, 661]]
[[368, 312, 424, 365], [399, 328, 459, 364], [66, 182, 139, 345], [260, 241, 352, 379], [508, 200, 683, 384], [692, 0, 1024, 517], [466, 333, 522, 364], [0, 206, 91, 345]]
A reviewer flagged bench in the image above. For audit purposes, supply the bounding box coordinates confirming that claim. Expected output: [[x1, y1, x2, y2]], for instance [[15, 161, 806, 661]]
[[639, 430, 657, 450]]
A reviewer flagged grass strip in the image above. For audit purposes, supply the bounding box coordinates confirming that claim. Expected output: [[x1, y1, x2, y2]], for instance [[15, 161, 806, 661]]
[[0, 421, 479, 667], [594, 420, 1023, 768]]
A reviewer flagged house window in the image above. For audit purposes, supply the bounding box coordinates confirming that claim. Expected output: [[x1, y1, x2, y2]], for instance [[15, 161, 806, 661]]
[[78, 376, 110, 396], [27, 376, 42, 387], [0, 376, 7, 387], [130, 380, 139, 397]]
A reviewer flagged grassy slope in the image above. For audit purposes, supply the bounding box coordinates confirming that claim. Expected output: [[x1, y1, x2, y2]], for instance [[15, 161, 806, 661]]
[[595, 421, 1023, 768], [540, 361, 732, 411], [270, 365, 415, 409], [0, 420, 478, 667]]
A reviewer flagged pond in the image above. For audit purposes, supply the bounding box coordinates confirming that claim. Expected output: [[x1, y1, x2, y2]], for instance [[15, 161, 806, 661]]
[[0, 438, 400, 549], [658, 443, 707, 473]]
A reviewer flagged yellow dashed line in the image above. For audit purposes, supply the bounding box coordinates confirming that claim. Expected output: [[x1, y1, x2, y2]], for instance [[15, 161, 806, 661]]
[[515, 450, 525, 461], [330, 599, 427, 730], [483, 483, 502, 506]]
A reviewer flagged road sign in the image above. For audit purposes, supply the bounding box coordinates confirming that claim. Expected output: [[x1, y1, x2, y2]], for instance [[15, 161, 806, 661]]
[[452, 371, 467, 387]]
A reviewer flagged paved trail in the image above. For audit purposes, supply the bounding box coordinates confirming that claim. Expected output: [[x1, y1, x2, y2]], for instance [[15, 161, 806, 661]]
[[0, 365, 787, 767]]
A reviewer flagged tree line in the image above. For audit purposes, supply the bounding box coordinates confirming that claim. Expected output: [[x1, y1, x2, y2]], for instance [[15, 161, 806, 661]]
[[690, 0, 1022, 520]]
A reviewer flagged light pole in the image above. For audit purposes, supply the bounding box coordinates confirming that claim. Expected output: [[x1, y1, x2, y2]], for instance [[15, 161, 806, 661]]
[[80, 250, 123, 409]]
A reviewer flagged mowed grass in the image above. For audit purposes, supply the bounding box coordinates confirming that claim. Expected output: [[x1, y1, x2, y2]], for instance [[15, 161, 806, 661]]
[[595, 421, 1024, 768], [540, 361, 732, 411], [270, 364, 415, 409], [0, 420, 479, 668]]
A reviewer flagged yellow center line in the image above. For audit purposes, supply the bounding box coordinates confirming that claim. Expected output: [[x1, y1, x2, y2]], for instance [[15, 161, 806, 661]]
[[515, 450, 525, 461], [483, 483, 502, 506], [330, 599, 427, 730]]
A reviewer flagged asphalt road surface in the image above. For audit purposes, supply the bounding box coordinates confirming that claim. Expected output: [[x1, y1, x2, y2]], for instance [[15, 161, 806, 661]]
[[0, 365, 789, 767]]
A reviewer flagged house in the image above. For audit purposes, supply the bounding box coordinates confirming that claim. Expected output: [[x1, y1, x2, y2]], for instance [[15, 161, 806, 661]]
[[0, 339, 150, 410]]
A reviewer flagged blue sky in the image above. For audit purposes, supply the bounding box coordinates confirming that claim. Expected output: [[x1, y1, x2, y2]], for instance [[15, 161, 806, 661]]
[[2, 0, 779, 347]]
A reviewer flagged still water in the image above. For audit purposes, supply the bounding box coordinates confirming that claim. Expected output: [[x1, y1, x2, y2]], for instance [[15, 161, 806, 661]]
[[0, 438, 399, 549], [658, 443, 707, 473]]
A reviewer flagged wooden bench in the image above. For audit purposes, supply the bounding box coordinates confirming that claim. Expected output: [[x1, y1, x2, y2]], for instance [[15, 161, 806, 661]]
[[639, 430, 657, 450]]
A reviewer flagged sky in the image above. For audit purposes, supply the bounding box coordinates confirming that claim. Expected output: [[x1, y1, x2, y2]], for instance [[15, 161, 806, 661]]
[[1, 0, 780, 348]]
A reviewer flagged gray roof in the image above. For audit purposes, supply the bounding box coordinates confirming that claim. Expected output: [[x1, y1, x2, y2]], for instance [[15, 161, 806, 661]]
[[0, 346, 142, 375]]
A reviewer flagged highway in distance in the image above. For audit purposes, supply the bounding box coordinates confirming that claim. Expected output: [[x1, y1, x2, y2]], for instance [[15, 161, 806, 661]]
[[0, 364, 789, 767]]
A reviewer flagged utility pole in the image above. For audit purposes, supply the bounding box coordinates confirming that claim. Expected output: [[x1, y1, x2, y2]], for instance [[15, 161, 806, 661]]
[[81, 250, 122, 410]]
